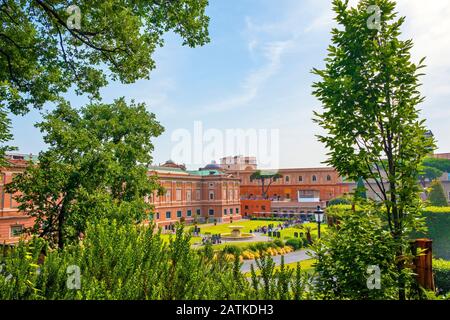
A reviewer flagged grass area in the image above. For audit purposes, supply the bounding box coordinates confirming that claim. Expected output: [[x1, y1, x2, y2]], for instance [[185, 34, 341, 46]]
[[243, 259, 316, 276], [269, 223, 328, 240], [198, 220, 286, 235]]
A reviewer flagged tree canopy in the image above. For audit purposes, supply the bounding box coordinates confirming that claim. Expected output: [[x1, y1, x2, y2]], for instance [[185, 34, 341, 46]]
[[249, 170, 282, 199], [6, 98, 165, 248], [312, 0, 433, 299], [0, 0, 210, 158]]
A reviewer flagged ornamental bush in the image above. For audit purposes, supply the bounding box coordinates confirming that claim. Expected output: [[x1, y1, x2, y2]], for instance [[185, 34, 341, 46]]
[[434, 259, 450, 295], [0, 220, 309, 300]]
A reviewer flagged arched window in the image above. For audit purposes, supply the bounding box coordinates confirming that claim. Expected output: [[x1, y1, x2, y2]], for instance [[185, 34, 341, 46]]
[[285, 176, 290, 183], [312, 175, 317, 182]]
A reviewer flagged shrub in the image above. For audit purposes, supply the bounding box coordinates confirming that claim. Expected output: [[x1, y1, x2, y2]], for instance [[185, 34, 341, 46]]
[[313, 208, 406, 300], [286, 239, 302, 250], [428, 181, 448, 207], [222, 245, 242, 256], [434, 259, 450, 295], [413, 207, 450, 260], [273, 239, 285, 248]]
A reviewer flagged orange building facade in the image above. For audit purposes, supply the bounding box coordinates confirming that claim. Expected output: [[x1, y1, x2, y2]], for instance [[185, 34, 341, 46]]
[[147, 162, 241, 230], [0, 155, 35, 244], [218, 158, 350, 217]]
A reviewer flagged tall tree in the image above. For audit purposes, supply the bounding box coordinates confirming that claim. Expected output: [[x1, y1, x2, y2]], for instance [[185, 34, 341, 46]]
[[6, 98, 164, 248], [249, 170, 282, 199], [0, 0, 210, 157], [312, 0, 434, 299]]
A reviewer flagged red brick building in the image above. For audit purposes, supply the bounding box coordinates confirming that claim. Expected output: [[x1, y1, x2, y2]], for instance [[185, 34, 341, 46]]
[[219, 157, 350, 217], [147, 161, 241, 230], [0, 154, 36, 244]]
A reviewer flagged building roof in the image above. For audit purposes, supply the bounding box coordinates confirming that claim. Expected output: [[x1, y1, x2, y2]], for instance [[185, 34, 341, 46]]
[[187, 169, 222, 176]]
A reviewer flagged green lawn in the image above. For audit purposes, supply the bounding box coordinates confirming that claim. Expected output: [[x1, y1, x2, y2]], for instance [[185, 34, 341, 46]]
[[269, 223, 328, 240], [198, 220, 285, 235], [243, 259, 316, 276]]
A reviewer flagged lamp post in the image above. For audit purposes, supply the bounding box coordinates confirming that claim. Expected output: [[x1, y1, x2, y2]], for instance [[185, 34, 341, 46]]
[[314, 205, 324, 239]]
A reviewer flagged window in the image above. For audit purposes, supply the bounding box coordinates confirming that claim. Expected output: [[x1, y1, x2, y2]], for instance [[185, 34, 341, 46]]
[[223, 208, 227, 215], [177, 211, 182, 218], [245, 205, 249, 210], [196, 189, 201, 200], [236, 208, 239, 214], [186, 190, 192, 202], [312, 175, 317, 182], [209, 209, 214, 216], [156, 212, 160, 220], [187, 210, 192, 217], [209, 191, 215, 200], [209, 182, 214, 188], [196, 209, 201, 216], [149, 213, 154, 220], [327, 175, 331, 181], [285, 176, 290, 183], [166, 190, 171, 202], [166, 211, 171, 219], [10, 225, 23, 237], [299, 176, 303, 182], [230, 208, 233, 215], [261, 205, 266, 210], [176, 189, 182, 201]]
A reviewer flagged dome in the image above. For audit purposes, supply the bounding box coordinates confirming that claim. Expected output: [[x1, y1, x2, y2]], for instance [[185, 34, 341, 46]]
[[203, 163, 220, 170]]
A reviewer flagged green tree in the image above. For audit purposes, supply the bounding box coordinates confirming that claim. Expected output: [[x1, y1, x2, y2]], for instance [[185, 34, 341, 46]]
[[419, 166, 443, 188], [249, 170, 283, 199], [6, 98, 164, 248], [428, 180, 448, 207], [313, 206, 401, 300], [0, 0, 210, 158], [312, 0, 434, 299]]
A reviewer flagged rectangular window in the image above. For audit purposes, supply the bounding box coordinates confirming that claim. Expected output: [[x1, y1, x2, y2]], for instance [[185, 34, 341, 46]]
[[230, 208, 233, 215], [177, 211, 182, 218], [10, 225, 23, 237], [156, 212, 160, 220], [236, 208, 239, 214], [196, 189, 201, 200], [245, 205, 249, 210], [223, 208, 227, 215], [166, 190, 171, 202], [209, 191, 214, 200], [186, 190, 192, 202], [187, 210, 192, 217], [176, 189, 182, 201], [196, 208, 201, 216], [166, 211, 171, 219], [209, 209, 214, 216]]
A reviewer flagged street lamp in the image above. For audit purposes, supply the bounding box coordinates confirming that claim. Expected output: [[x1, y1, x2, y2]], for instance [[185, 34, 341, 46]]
[[314, 205, 325, 239]]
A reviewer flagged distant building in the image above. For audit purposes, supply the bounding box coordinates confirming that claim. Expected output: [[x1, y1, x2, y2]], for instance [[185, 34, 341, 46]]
[[0, 154, 36, 244], [220, 158, 350, 218], [219, 156, 257, 171], [147, 163, 241, 230]]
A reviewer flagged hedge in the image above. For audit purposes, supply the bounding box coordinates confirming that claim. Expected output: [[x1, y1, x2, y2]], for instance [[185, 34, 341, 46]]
[[327, 205, 450, 260], [416, 207, 450, 260], [434, 259, 450, 295]]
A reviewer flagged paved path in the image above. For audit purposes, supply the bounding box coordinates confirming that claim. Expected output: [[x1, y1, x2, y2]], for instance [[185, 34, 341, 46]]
[[240, 250, 312, 273]]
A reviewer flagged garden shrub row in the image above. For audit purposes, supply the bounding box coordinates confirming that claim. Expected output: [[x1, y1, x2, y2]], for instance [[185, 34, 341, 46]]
[[221, 240, 295, 260], [434, 259, 450, 295]]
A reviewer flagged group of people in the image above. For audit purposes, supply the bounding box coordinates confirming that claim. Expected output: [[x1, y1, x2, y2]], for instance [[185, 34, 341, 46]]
[[201, 234, 222, 245]]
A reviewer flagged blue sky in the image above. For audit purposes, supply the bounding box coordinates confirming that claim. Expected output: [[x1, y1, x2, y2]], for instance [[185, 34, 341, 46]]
[[10, 0, 450, 169]]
